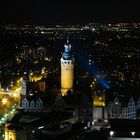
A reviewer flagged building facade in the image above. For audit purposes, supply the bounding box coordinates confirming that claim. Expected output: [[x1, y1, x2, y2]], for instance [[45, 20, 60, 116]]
[[108, 96, 136, 119], [20, 73, 45, 112]]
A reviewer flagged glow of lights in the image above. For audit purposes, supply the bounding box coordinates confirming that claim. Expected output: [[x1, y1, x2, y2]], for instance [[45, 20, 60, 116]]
[[84, 126, 87, 130], [41, 71, 45, 74], [93, 95, 105, 107], [2, 98, 8, 105], [11, 111, 14, 114], [99, 97, 102, 100], [30, 72, 33, 75], [41, 31, 44, 34], [13, 94, 18, 97], [131, 131, 136, 136], [94, 101, 105, 107], [6, 88, 9, 92], [24, 72, 27, 75], [1, 118, 4, 121], [38, 126, 44, 129], [110, 131, 114, 137], [92, 28, 96, 32], [104, 119, 108, 123], [115, 102, 118, 105], [12, 109, 15, 112], [4, 114, 8, 118], [93, 119, 96, 122], [16, 88, 20, 91], [45, 57, 51, 61]]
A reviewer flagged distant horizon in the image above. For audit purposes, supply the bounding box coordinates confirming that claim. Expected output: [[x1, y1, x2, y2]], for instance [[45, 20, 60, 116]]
[[0, 20, 140, 25]]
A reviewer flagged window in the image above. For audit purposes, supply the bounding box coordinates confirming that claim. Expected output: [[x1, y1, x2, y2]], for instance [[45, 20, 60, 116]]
[[36, 98, 43, 107], [22, 101, 28, 107], [36, 103, 40, 107], [30, 101, 35, 107]]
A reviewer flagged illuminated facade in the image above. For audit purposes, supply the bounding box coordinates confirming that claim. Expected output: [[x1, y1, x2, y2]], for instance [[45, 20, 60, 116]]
[[61, 40, 74, 96], [29, 72, 47, 82], [93, 95, 105, 107], [93, 90, 107, 122], [5, 125, 16, 140], [5, 123, 27, 140]]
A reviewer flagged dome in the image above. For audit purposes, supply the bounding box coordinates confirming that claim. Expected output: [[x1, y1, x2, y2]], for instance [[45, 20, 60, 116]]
[[62, 41, 72, 60]]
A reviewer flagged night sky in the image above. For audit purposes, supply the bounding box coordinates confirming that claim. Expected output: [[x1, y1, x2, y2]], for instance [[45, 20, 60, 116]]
[[0, 0, 140, 24]]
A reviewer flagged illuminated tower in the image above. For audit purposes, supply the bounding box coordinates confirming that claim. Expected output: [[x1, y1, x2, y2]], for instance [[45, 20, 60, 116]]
[[61, 40, 74, 96], [21, 72, 28, 96]]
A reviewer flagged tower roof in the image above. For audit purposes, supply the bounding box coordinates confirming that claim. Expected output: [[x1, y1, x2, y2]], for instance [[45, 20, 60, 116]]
[[62, 39, 72, 60]]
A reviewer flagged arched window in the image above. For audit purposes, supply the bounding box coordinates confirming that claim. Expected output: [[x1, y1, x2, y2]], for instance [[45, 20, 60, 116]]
[[22, 98, 29, 107], [30, 101, 35, 107]]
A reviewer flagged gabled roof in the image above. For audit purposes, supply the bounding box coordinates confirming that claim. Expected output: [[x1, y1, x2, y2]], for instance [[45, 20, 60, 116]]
[[108, 94, 137, 107], [128, 96, 135, 105], [21, 89, 46, 104]]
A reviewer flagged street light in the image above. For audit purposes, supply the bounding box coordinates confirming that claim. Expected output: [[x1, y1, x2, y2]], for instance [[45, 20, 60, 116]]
[[110, 131, 114, 137]]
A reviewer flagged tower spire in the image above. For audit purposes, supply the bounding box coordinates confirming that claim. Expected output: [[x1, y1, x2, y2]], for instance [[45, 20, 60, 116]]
[[66, 36, 69, 44]]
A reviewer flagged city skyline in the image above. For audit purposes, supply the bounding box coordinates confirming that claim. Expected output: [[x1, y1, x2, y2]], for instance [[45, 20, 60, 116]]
[[0, 22, 140, 139]]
